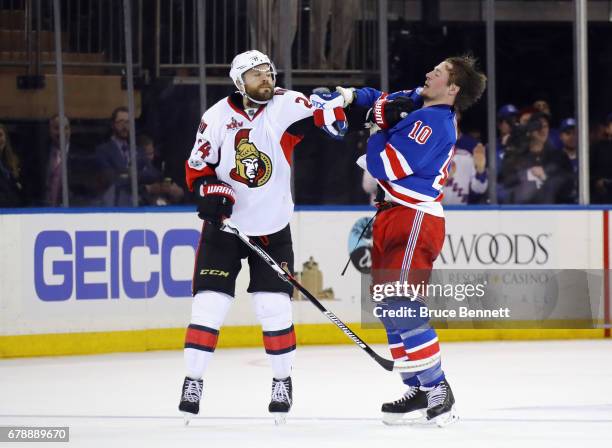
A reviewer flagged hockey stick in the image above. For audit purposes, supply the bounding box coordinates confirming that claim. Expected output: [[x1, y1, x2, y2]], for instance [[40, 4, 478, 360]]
[[220, 219, 440, 373]]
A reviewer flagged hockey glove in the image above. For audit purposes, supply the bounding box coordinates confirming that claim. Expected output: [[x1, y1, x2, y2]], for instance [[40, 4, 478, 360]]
[[194, 177, 236, 225], [309, 91, 348, 140], [368, 96, 417, 130]]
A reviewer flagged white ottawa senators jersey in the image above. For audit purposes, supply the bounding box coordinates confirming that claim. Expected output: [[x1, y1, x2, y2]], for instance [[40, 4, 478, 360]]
[[187, 88, 314, 235]]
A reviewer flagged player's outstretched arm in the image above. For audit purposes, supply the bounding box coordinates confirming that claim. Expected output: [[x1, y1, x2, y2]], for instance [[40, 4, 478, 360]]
[[341, 86, 384, 109], [335, 86, 356, 107], [308, 91, 348, 140]]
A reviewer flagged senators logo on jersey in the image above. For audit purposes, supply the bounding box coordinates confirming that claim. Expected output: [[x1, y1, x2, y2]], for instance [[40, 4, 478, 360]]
[[230, 129, 272, 187]]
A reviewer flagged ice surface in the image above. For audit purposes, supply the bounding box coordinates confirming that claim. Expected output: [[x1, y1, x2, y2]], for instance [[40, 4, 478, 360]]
[[1, 340, 611, 447]]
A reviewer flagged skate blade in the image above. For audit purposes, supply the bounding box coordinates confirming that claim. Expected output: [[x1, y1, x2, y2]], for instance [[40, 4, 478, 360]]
[[411, 406, 459, 428], [271, 412, 288, 425], [382, 410, 427, 426], [181, 412, 195, 426], [430, 406, 459, 428]]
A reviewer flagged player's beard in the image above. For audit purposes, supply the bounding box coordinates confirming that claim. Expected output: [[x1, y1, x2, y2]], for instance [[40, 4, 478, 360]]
[[245, 82, 274, 102]]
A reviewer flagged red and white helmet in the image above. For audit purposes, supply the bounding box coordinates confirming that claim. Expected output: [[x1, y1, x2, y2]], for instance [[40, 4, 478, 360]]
[[229, 50, 277, 104]]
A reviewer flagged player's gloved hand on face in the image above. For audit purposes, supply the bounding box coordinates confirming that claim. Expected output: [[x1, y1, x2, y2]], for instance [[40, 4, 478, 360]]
[[309, 91, 348, 140], [369, 96, 417, 130], [194, 176, 236, 225], [335, 86, 356, 107], [364, 108, 381, 136]]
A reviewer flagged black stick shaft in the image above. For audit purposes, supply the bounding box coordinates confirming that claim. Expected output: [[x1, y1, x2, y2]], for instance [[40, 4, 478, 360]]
[[225, 222, 394, 371]]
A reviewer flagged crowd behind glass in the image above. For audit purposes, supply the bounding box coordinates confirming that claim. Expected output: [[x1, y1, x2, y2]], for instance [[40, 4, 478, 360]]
[[1, 100, 612, 208]]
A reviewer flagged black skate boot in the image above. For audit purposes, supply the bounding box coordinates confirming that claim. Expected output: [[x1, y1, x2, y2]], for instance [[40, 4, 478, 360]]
[[422, 379, 458, 427], [381, 385, 428, 425], [178, 377, 203, 425], [268, 377, 292, 425]]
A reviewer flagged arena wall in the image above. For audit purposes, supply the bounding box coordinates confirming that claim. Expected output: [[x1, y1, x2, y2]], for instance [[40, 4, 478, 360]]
[[0, 206, 609, 357]]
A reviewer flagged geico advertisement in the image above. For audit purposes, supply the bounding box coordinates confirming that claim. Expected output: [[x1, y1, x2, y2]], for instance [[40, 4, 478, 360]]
[[30, 217, 199, 302], [2, 213, 202, 334], [34, 228, 199, 301]]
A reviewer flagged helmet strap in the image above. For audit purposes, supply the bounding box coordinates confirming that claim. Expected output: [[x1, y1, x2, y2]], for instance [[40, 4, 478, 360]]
[[236, 75, 273, 106]]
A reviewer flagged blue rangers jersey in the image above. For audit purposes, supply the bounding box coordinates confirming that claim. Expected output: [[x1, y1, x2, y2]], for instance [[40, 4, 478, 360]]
[[354, 87, 458, 217]]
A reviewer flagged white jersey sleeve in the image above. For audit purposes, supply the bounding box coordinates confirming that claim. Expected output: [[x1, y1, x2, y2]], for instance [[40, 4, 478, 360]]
[[269, 88, 315, 131], [188, 107, 223, 171]]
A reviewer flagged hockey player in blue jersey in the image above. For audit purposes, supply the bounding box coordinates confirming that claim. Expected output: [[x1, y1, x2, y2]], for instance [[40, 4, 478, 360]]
[[337, 56, 486, 426]]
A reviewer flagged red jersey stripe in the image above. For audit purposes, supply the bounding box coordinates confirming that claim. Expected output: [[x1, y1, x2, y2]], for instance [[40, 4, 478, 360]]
[[185, 161, 216, 191], [280, 131, 304, 166], [385, 145, 409, 179], [379, 179, 442, 204]]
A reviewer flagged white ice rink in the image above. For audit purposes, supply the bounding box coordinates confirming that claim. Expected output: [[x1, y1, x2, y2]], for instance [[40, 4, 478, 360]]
[[1, 340, 611, 447]]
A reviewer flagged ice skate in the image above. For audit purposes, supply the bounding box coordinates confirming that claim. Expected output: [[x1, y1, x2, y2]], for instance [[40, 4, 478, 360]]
[[178, 377, 203, 425], [422, 379, 458, 427], [381, 385, 428, 425], [268, 377, 292, 425]]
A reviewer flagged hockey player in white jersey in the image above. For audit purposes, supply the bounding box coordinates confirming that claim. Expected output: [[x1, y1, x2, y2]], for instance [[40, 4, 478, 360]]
[[178, 50, 347, 425]]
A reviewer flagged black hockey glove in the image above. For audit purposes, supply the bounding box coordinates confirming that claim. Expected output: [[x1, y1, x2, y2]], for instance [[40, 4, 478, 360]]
[[193, 176, 236, 225], [369, 96, 417, 130]]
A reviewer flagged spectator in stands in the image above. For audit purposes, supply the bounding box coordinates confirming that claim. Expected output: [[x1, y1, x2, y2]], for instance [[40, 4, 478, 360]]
[[518, 106, 536, 125], [559, 118, 578, 203], [0, 123, 23, 207], [533, 99, 551, 117], [527, 108, 560, 153], [560, 118, 578, 171], [533, 99, 562, 150], [496, 104, 518, 166], [500, 112, 574, 204], [309, 0, 358, 69], [590, 113, 612, 204], [96, 107, 158, 206], [137, 134, 184, 205], [443, 112, 487, 205], [495, 104, 518, 203], [44, 115, 112, 207]]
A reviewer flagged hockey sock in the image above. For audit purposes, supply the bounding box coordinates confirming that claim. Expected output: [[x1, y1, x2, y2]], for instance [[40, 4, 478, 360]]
[[400, 325, 445, 387], [253, 292, 296, 379], [386, 328, 419, 385], [184, 290, 232, 379]]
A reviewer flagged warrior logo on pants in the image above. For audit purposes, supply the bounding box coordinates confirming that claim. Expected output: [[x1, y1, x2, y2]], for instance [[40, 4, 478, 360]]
[[230, 129, 272, 187]]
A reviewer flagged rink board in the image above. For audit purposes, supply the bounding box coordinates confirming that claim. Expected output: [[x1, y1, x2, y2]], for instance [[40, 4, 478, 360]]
[[0, 207, 610, 357]]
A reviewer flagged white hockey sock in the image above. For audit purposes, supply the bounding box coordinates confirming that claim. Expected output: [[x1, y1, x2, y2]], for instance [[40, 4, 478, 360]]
[[184, 290, 232, 379], [252, 292, 296, 379]]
